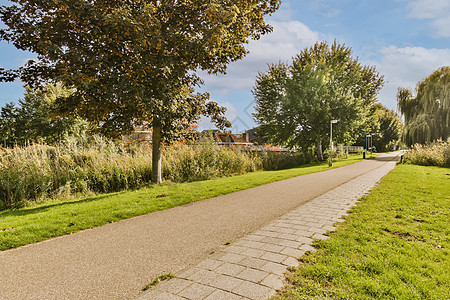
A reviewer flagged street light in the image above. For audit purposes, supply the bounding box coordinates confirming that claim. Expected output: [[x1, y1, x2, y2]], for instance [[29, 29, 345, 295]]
[[329, 119, 339, 166], [365, 134, 372, 156]]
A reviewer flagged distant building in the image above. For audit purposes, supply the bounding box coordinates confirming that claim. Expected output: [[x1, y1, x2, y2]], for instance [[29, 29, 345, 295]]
[[203, 130, 253, 146], [201, 129, 288, 152], [126, 127, 288, 152], [241, 128, 266, 145], [127, 126, 152, 142]]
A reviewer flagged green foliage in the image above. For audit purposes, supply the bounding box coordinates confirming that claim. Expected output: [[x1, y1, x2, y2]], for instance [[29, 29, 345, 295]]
[[0, 84, 89, 146], [1, 133, 342, 209], [0, 136, 151, 208], [403, 139, 450, 167], [253, 41, 384, 160], [0, 154, 363, 251], [0, 0, 280, 183], [398, 66, 450, 145], [355, 103, 403, 151], [259, 151, 316, 171], [276, 164, 450, 300], [373, 105, 403, 151]]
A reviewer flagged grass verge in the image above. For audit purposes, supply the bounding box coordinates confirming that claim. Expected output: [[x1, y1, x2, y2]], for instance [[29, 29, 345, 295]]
[[275, 164, 450, 300], [0, 155, 364, 251]]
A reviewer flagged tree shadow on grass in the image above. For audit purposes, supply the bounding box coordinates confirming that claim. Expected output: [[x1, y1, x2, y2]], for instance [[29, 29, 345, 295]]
[[0, 192, 123, 218]]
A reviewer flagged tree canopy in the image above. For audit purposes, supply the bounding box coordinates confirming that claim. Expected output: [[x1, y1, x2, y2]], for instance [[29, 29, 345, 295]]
[[0, 0, 280, 182], [253, 41, 384, 160], [354, 103, 403, 152], [0, 84, 88, 146], [397, 66, 450, 145]]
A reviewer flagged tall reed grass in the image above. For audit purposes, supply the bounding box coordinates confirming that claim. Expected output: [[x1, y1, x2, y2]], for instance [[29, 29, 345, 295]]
[[0, 134, 324, 210], [0, 136, 153, 209], [258, 151, 315, 171], [163, 142, 262, 182], [403, 139, 450, 167], [0, 136, 264, 209]]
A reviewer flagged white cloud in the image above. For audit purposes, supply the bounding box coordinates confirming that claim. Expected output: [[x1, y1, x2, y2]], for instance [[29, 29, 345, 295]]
[[373, 46, 450, 110], [197, 102, 238, 131], [200, 20, 321, 95], [407, 0, 450, 37]]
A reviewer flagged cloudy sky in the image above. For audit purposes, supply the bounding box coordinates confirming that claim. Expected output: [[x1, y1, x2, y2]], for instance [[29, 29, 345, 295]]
[[1, 0, 450, 132]]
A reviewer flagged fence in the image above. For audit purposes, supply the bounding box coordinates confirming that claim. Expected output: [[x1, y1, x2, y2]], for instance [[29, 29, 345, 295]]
[[341, 145, 364, 153]]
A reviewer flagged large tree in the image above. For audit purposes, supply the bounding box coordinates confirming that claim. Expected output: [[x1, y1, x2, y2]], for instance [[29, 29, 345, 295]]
[[397, 66, 450, 145], [354, 103, 403, 152], [253, 41, 384, 160], [0, 0, 280, 183], [373, 104, 403, 151]]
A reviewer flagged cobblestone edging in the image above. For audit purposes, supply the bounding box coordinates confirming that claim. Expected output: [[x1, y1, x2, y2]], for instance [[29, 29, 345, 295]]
[[139, 158, 398, 300]]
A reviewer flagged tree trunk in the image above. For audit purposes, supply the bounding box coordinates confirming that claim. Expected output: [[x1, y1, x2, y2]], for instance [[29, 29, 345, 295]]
[[316, 139, 323, 161], [152, 120, 162, 184]]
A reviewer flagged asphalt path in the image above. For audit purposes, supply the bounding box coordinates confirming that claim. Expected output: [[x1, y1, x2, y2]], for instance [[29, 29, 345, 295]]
[[0, 153, 399, 299]]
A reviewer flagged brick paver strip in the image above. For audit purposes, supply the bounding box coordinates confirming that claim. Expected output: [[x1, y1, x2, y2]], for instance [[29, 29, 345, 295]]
[[139, 155, 398, 299]]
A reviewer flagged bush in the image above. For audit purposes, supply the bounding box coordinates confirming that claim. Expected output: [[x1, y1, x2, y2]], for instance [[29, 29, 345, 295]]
[[403, 139, 450, 167]]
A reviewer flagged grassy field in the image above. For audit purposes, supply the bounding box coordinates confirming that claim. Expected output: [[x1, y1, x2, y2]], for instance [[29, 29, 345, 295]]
[[0, 154, 364, 251], [275, 164, 450, 300]]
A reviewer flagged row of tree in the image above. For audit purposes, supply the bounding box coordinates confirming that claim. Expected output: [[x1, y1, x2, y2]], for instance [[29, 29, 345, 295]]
[[2, 1, 440, 181], [0, 40, 404, 163]]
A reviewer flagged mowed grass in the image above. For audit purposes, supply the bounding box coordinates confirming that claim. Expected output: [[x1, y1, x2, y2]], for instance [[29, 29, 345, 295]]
[[0, 154, 363, 251], [275, 164, 450, 300]]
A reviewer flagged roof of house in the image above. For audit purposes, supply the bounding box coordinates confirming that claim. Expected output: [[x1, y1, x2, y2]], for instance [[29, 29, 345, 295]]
[[213, 132, 252, 145]]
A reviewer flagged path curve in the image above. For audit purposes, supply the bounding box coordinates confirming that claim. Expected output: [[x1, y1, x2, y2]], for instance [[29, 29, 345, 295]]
[[0, 153, 399, 299]]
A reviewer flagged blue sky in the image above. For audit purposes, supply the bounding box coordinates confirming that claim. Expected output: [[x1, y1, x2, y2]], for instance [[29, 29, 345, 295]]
[[1, 0, 450, 132]]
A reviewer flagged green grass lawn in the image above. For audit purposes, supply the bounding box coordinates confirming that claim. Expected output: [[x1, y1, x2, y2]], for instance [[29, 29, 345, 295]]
[[275, 164, 450, 300], [0, 154, 364, 251]]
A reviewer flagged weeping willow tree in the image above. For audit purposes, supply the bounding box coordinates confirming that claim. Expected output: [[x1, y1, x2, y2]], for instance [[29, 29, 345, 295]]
[[397, 66, 450, 145]]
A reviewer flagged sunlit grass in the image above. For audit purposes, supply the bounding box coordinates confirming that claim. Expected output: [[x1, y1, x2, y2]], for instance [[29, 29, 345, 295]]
[[0, 155, 363, 251], [275, 164, 450, 300]]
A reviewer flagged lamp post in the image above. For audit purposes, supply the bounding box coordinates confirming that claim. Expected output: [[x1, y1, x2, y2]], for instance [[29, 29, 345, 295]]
[[365, 134, 372, 156], [329, 119, 339, 166]]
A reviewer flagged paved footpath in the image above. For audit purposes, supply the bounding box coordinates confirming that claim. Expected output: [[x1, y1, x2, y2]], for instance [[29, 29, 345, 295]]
[[139, 153, 399, 300], [0, 153, 399, 300]]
